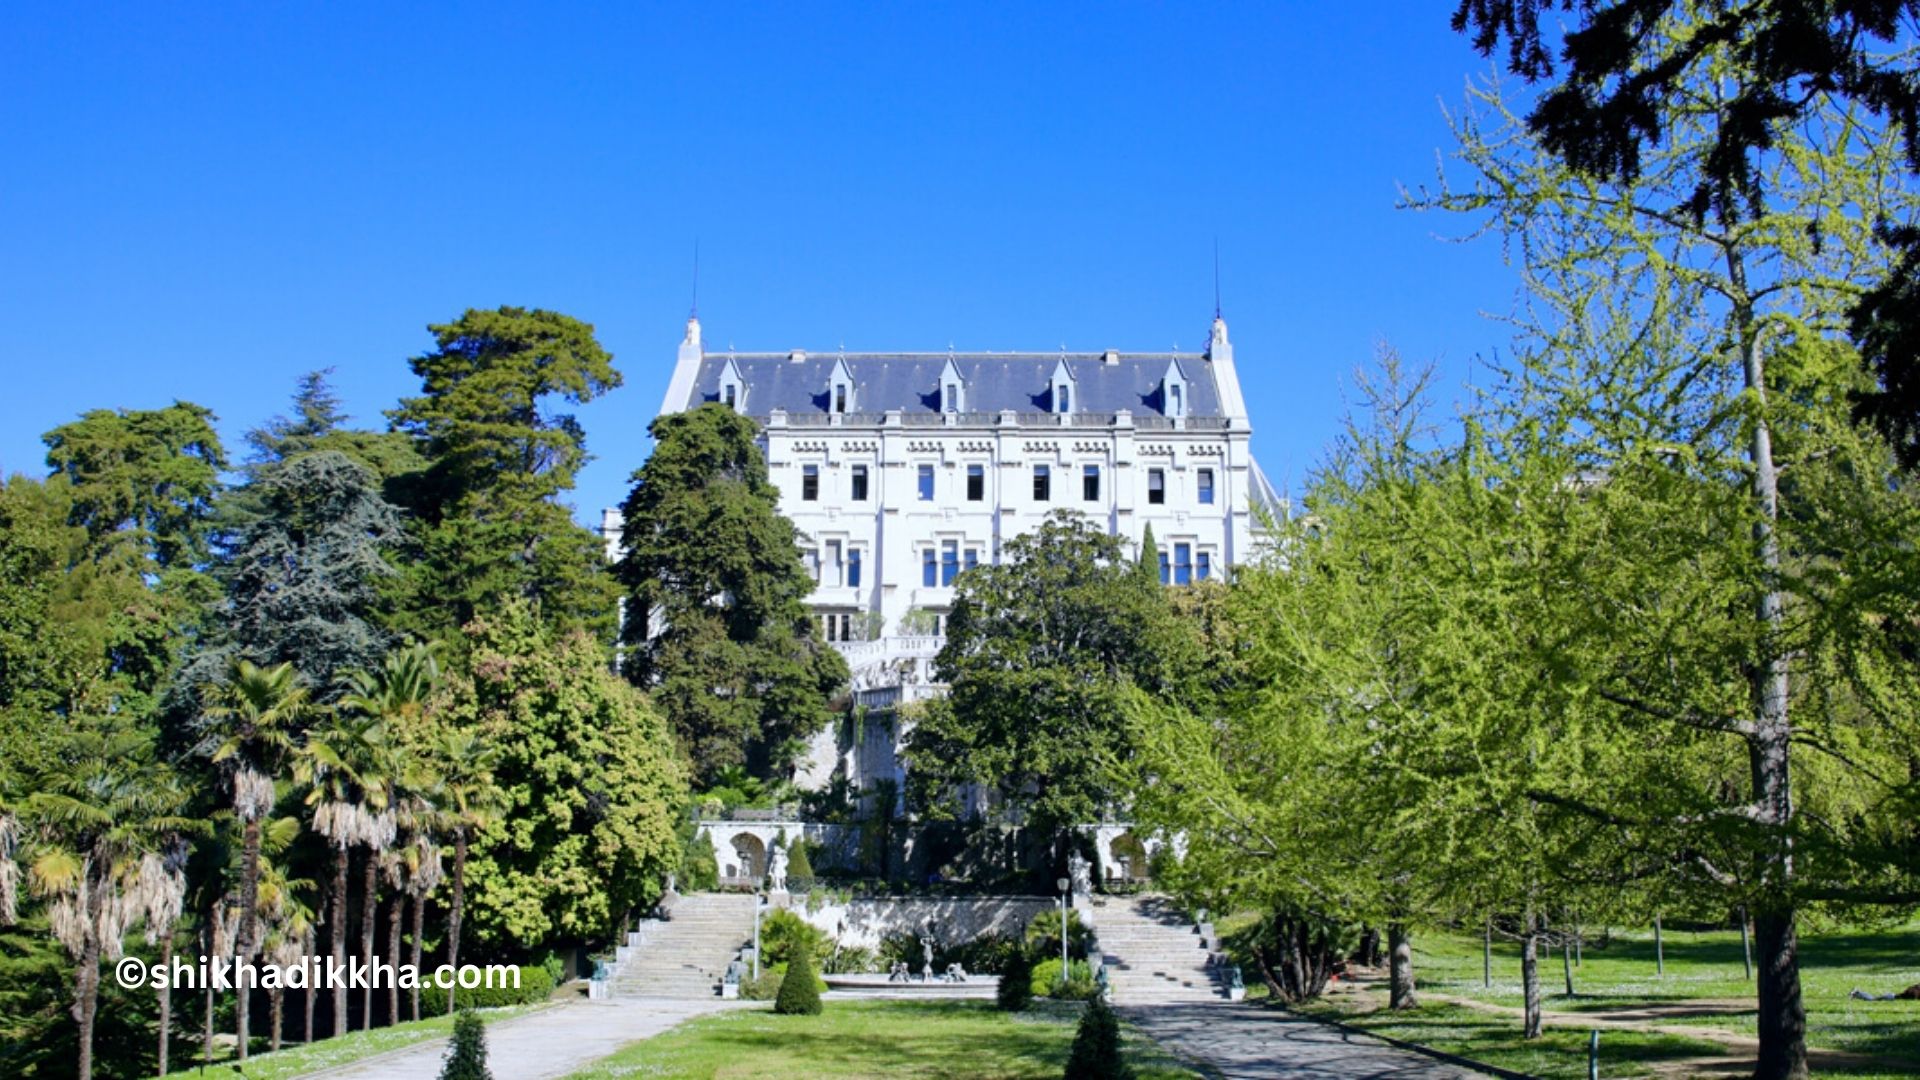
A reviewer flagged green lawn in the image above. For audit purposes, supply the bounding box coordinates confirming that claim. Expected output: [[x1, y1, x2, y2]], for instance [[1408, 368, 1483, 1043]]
[[161, 1003, 545, 1080], [564, 1000, 1202, 1080], [1291, 918, 1919, 1080]]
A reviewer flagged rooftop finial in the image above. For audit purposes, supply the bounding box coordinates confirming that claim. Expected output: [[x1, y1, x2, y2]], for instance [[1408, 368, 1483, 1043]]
[[690, 239, 700, 319]]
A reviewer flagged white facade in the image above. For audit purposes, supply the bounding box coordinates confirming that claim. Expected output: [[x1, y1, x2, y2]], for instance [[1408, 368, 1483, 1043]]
[[605, 315, 1281, 795]]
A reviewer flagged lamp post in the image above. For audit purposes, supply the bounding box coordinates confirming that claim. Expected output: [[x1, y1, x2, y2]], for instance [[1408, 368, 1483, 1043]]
[[1056, 876, 1071, 974], [752, 893, 768, 981]]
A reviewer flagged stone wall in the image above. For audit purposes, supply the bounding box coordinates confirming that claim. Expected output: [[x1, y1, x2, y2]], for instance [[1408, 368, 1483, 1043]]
[[787, 896, 1058, 950]]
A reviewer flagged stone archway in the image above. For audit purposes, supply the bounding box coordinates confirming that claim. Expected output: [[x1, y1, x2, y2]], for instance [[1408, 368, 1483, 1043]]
[[729, 833, 768, 881]]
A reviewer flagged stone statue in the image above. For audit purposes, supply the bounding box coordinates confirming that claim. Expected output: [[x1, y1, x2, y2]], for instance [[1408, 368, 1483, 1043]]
[[1068, 850, 1092, 899], [919, 930, 936, 981], [767, 843, 789, 893]]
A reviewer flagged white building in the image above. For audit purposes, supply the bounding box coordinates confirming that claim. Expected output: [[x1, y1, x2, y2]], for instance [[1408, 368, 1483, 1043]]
[[603, 313, 1283, 797]]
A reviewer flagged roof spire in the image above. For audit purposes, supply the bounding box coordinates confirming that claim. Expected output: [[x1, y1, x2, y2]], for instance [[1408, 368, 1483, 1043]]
[[1213, 236, 1222, 320], [689, 239, 700, 319]]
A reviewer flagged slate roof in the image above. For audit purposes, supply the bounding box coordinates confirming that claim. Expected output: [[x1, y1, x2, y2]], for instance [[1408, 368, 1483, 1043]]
[[688, 352, 1224, 418]]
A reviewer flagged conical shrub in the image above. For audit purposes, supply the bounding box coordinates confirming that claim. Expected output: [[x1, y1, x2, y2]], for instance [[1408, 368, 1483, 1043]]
[[998, 949, 1035, 1011], [773, 948, 824, 1015], [439, 1009, 493, 1080], [1063, 996, 1130, 1080]]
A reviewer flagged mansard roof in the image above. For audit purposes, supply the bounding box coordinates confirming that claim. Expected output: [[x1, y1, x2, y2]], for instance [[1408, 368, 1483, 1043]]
[[682, 351, 1226, 418]]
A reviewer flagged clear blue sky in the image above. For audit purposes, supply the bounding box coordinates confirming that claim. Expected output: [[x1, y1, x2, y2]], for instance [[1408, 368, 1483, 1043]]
[[1, 2, 1523, 522]]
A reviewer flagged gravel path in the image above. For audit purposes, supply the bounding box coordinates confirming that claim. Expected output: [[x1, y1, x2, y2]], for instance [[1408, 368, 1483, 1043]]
[[296, 997, 750, 1080], [1124, 1001, 1487, 1079]]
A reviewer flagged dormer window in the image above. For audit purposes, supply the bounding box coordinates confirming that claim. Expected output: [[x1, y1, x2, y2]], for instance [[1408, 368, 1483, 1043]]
[[1161, 359, 1188, 419], [718, 357, 745, 412], [828, 356, 856, 415], [724, 384, 737, 408], [938, 357, 966, 414], [1050, 358, 1076, 415]]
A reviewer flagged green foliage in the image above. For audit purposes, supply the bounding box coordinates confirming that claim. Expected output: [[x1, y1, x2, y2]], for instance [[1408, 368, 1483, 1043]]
[[1031, 958, 1096, 1000], [676, 815, 718, 892], [773, 949, 824, 1015], [616, 404, 847, 784], [446, 601, 687, 948], [387, 306, 621, 640], [1024, 909, 1092, 961], [1063, 997, 1131, 1080], [759, 909, 829, 968], [784, 840, 815, 888], [420, 966, 555, 1017], [820, 943, 879, 975], [438, 1009, 492, 1080], [997, 949, 1035, 1011], [904, 511, 1202, 831], [42, 401, 226, 572]]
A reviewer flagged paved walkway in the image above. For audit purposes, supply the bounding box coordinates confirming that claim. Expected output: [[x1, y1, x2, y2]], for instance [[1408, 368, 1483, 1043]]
[[1124, 1002, 1487, 1079], [299, 997, 749, 1080]]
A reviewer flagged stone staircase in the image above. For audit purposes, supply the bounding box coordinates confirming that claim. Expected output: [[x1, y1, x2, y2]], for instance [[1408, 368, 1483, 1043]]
[[1092, 895, 1224, 1005], [610, 893, 756, 998]]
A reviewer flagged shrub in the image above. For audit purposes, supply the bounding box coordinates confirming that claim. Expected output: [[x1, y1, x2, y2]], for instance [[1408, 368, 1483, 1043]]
[[997, 949, 1034, 1011], [785, 841, 815, 891], [421, 965, 555, 1017], [1063, 997, 1131, 1079], [760, 909, 829, 967], [774, 950, 824, 1015], [943, 930, 1023, 974], [1031, 958, 1096, 1000], [1024, 909, 1092, 961], [822, 944, 879, 974], [439, 1009, 492, 1080]]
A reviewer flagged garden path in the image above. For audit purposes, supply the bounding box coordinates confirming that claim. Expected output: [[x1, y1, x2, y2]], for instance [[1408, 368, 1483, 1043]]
[[1125, 1001, 1486, 1078]]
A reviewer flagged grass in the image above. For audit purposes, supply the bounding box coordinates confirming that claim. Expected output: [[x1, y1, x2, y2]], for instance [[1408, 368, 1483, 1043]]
[[564, 1000, 1203, 1079], [160, 1003, 544, 1080], [1291, 917, 1919, 1079]]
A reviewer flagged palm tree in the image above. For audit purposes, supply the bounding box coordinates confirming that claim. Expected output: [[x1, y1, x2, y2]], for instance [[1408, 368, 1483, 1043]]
[[253, 835, 314, 1054], [425, 728, 503, 1013], [134, 839, 189, 1076], [340, 644, 440, 1029], [299, 710, 392, 1038], [204, 659, 310, 1059], [400, 829, 442, 1021], [19, 720, 199, 1079]]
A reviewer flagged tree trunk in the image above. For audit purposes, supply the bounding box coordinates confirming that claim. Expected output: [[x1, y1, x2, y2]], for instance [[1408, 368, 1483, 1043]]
[[447, 829, 468, 1013], [331, 843, 349, 1036], [156, 931, 173, 1076], [409, 890, 427, 1022], [387, 891, 404, 1027], [1733, 251, 1808, 1080], [201, 921, 214, 1069], [1562, 932, 1576, 997], [235, 814, 262, 1059], [303, 957, 316, 1045], [73, 934, 101, 1080], [1521, 917, 1542, 1040], [269, 986, 284, 1053], [1388, 923, 1417, 1009], [1654, 915, 1664, 976], [1483, 918, 1492, 988], [1755, 910, 1808, 1080], [361, 853, 379, 1032]]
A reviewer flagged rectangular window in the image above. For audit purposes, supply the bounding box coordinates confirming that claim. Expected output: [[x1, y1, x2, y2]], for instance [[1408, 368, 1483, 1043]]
[[1148, 468, 1165, 505], [964, 548, 979, 573], [945, 384, 959, 412], [1033, 465, 1051, 502], [940, 541, 959, 586], [808, 548, 820, 582], [826, 540, 843, 587], [1170, 384, 1182, 416], [851, 465, 869, 501], [918, 464, 934, 501], [723, 384, 737, 408], [1174, 543, 1193, 585], [834, 385, 848, 413], [848, 548, 862, 587], [966, 464, 984, 501], [1197, 551, 1212, 580], [838, 613, 851, 641], [1158, 551, 1170, 585], [1083, 465, 1100, 502], [802, 464, 819, 501], [1197, 468, 1214, 505], [922, 549, 936, 587]]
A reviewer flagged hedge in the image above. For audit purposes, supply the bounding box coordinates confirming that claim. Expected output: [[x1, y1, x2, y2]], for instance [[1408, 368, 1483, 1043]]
[[420, 965, 555, 1016]]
